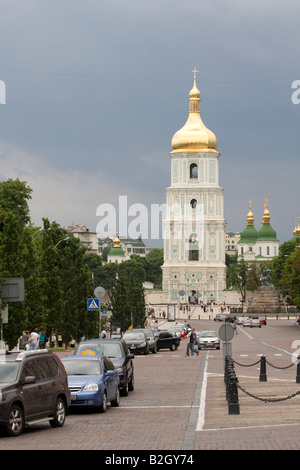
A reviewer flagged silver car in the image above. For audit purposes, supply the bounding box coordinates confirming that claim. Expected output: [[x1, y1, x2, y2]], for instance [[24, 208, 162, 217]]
[[197, 331, 220, 350]]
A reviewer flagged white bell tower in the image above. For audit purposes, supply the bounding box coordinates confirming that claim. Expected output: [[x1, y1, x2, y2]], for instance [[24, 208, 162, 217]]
[[162, 69, 226, 304]]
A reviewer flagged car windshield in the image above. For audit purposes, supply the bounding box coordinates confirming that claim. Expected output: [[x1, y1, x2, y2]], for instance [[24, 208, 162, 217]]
[[63, 360, 101, 375], [76, 342, 123, 358], [123, 332, 145, 340], [144, 329, 154, 338], [200, 331, 217, 338], [0, 361, 20, 383]]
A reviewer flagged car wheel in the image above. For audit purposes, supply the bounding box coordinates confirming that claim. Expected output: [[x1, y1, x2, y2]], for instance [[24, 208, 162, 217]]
[[170, 344, 176, 351], [6, 404, 24, 436], [121, 378, 129, 396], [111, 387, 120, 407], [152, 345, 157, 354], [99, 392, 107, 413], [50, 397, 66, 428], [128, 373, 134, 391]]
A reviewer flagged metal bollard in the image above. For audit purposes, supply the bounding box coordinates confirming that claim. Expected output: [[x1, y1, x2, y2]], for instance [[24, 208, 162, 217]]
[[296, 355, 300, 384], [227, 373, 240, 415], [259, 355, 267, 382]]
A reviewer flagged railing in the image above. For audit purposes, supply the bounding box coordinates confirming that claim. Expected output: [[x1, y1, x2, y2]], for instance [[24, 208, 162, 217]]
[[224, 354, 300, 414]]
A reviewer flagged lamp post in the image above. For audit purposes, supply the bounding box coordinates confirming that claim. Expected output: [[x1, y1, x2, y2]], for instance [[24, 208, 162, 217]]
[[54, 237, 70, 249]]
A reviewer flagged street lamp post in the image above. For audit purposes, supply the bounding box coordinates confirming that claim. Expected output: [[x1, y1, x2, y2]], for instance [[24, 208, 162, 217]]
[[54, 237, 70, 249]]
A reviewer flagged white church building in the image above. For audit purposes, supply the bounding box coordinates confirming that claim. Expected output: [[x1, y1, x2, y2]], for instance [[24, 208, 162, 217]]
[[162, 70, 227, 304]]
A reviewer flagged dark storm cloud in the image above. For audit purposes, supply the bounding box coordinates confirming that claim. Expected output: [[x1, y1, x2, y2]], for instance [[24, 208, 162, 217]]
[[0, 0, 299, 243]]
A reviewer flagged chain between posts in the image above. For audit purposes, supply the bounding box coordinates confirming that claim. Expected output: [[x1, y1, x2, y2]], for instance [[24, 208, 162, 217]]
[[236, 384, 300, 403], [224, 354, 300, 411]]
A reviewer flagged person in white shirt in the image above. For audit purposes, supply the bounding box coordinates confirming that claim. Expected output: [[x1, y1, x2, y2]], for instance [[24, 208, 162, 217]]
[[28, 329, 40, 350]]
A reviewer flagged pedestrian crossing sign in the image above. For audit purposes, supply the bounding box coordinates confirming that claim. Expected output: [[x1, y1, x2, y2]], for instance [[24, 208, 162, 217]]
[[87, 298, 100, 311]]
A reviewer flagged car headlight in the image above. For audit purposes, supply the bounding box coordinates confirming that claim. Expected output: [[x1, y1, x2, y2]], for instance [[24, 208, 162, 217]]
[[83, 383, 98, 392], [116, 367, 123, 374], [140, 342, 146, 347]]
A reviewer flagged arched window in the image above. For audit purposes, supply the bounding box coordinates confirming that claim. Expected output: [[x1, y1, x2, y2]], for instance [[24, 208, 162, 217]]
[[190, 199, 197, 209], [189, 233, 199, 260], [190, 163, 198, 179]]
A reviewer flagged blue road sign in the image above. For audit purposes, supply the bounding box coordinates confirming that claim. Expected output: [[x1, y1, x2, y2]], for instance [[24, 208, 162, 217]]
[[87, 298, 100, 311]]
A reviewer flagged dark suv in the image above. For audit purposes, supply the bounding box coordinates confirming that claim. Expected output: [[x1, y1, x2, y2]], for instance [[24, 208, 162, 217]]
[[0, 349, 70, 436], [74, 339, 134, 396]]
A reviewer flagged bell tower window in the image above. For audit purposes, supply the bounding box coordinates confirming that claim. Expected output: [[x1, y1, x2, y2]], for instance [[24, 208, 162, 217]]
[[190, 163, 198, 179]]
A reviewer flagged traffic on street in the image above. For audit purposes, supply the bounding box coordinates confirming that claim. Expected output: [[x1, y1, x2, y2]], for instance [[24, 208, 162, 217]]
[[0, 317, 300, 451]]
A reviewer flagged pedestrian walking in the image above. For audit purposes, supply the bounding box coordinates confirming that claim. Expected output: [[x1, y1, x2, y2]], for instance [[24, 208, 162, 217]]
[[22, 330, 30, 350], [39, 327, 47, 349], [186, 328, 199, 356], [57, 333, 63, 348], [233, 320, 238, 334], [28, 328, 40, 350]]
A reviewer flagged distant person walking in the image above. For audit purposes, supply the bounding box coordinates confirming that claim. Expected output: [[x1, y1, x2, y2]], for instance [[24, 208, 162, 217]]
[[186, 328, 199, 356]]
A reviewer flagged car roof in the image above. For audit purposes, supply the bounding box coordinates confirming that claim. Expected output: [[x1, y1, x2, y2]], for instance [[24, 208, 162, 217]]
[[61, 355, 103, 361], [1, 349, 53, 362], [199, 330, 218, 335], [79, 338, 122, 343]]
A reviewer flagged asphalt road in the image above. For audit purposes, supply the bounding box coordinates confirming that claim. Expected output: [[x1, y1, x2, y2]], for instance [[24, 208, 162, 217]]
[[1, 318, 300, 453]]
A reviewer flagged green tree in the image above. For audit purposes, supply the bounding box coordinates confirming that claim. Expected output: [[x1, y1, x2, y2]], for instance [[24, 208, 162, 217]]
[[145, 248, 163, 287], [39, 218, 63, 337], [270, 239, 298, 293], [111, 274, 131, 330], [0, 212, 27, 349], [0, 178, 32, 228], [226, 257, 248, 304], [280, 248, 300, 308]]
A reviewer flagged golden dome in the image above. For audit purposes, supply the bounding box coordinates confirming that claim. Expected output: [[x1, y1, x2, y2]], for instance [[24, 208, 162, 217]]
[[171, 69, 218, 154], [247, 200, 254, 226], [293, 217, 300, 237], [262, 199, 271, 224]]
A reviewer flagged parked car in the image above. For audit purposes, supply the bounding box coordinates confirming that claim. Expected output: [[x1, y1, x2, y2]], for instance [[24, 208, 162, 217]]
[[61, 355, 119, 412], [156, 331, 180, 351], [168, 324, 186, 338], [250, 318, 262, 328], [214, 314, 227, 322], [259, 318, 267, 325], [236, 317, 247, 325], [133, 328, 157, 354], [196, 331, 220, 350], [225, 315, 236, 323], [0, 349, 70, 436], [123, 330, 149, 355], [74, 339, 134, 396], [243, 318, 261, 328]]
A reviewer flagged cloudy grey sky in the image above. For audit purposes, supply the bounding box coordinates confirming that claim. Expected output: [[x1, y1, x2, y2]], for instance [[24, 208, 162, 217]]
[[0, 0, 299, 247]]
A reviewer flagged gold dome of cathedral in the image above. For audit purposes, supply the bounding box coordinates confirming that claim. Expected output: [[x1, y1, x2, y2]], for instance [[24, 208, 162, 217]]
[[171, 69, 218, 154]]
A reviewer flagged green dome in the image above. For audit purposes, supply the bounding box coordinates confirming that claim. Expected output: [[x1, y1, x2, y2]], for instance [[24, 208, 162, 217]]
[[108, 247, 125, 256], [239, 225, 258, 244], [257, 223, 278, 241]]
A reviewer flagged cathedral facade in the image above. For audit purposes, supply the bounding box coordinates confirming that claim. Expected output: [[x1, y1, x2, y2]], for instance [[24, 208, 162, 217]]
[[162, 71, 226, 304]]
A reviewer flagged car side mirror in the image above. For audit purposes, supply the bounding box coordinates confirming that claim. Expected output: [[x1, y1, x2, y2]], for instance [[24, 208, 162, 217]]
[[23, 376, 36, 384], [127, 353, 135, 359]]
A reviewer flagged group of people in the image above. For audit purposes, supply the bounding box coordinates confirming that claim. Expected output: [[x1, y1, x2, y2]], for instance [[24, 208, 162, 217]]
[[22, 328, 64, 350]]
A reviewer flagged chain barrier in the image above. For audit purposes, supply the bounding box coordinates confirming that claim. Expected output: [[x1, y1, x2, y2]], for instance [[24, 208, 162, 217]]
[[232, 358, 260, 368], [265, 358, 295, 370], [224, 354, 300, 413], [237, 383, 300, 403]]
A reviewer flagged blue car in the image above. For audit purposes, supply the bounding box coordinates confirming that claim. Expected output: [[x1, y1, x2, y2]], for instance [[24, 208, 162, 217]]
[[61, 355, 120, 412]]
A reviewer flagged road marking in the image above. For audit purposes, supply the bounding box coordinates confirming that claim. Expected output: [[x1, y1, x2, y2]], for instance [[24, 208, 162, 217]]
[[196, 353, 209, 431], [200, 422, 300, 432]]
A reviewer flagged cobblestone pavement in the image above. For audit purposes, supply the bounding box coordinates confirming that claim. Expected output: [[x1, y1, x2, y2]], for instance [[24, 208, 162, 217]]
[[0, 319, 299, 451]]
